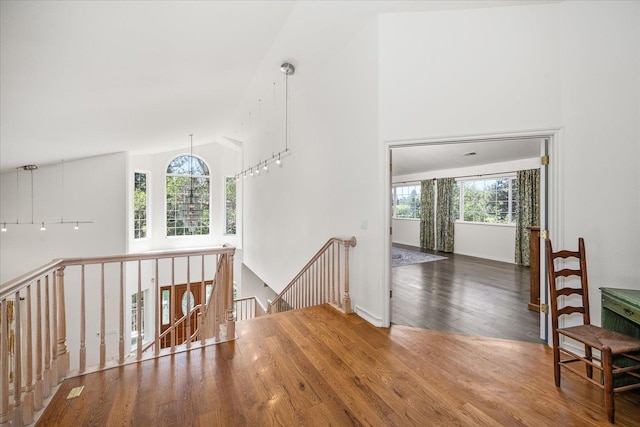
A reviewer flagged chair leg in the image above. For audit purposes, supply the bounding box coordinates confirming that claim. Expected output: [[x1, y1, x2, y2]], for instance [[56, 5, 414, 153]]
[[602, 347, 614, 423], [552, 334, 561, 387], [585, 345, 593, 379]]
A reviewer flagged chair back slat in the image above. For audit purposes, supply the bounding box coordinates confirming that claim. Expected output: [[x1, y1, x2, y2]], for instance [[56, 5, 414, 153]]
[[552, 249, 580, 259], [545, 237, 591, 329], [556, 287, 583, 297], [554, 269, 582, 278], [558, 306, 585, 317]]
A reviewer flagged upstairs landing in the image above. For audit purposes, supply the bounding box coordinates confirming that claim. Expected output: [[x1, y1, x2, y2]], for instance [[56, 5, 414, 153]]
[[38, 305, 640, 426]]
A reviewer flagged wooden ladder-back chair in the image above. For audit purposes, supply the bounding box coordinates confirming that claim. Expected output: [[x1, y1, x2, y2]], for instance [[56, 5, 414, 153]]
[[545, 237, 640, 423]]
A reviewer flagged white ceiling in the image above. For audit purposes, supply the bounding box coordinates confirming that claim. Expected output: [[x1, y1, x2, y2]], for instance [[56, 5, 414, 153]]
[[392, 138, 542, 176], [0, 0, 555, 173]]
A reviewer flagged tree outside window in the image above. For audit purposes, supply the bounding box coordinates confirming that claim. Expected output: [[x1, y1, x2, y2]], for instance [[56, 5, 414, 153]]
[[225, 177, 236, 235], [166, 155, 210, 236], [134, 172, 148, 239]]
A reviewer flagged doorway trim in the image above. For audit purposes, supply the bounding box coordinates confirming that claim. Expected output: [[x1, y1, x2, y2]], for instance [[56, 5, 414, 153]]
[[382, 128, 563, 344]]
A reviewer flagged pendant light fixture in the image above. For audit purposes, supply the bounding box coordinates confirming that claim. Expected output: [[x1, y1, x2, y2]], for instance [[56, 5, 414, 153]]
[[181, 134, 203, 232], [0, 161, 92, 232], [236, 61, 295, 180]]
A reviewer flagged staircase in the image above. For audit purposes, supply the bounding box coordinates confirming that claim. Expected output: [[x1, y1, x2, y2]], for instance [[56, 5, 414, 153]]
[[0, 236, 356, 426]]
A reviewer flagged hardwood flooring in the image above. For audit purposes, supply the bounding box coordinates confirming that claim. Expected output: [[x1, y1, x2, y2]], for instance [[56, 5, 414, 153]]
[[37, 305, 640, 426], [392, 244, 542, 343]]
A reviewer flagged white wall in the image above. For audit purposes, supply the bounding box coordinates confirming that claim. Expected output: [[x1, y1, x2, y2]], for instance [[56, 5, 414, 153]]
[[241, 19, 384, 324], [380, 1, 640, 327], [392, 157, 539, 263], [0, 152, 128, 369], [0, 152, 128, 284]]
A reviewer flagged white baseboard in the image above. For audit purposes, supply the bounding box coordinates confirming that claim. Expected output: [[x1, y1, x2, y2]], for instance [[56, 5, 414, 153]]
[[354, 305, 384, 327]]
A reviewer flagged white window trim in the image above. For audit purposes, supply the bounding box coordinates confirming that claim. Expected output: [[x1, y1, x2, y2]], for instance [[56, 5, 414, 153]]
[[164, 154, 212, 237], [133, 169, 151, 240], [456, 174, 517, 225], [392, 183, 421, 219]]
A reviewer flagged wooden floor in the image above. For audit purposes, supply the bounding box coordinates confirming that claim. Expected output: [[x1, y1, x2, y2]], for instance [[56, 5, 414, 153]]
[[392, 244, 542, 343], [38, 305, 640, 426]]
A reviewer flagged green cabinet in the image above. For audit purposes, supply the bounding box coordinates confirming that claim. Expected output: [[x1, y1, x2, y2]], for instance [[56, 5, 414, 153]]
[[601, 288, 640, 338], [600, 288, 640, 387]]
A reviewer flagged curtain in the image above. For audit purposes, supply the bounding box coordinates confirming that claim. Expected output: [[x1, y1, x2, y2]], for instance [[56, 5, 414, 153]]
[[515, 169, 540, 266], [419, 180, 435, 250], [436, 178, 455, 253]]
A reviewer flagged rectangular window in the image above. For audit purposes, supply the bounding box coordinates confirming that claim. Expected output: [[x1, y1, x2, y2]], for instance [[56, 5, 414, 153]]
[[131, 290, 147, 346], [134, 172, 148, 239], [392, 184, 421, 219], [166, 176, 210, 236], [225, 177, 237, 235], [456, 176, 516, 224]]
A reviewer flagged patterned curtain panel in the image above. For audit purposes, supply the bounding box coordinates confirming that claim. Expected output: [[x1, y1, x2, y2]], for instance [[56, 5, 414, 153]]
[[419, 180, 435, 250], [436, 178, 455, 253], [515, 169, 540, 266]]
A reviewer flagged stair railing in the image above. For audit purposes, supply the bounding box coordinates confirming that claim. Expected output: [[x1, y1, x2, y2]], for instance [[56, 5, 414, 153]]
[[268, 236, 356, 315], [0, 246, 235, 427]]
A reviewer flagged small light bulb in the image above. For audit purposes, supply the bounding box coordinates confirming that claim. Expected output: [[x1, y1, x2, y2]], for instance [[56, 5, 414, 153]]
[[1, 223, 6, 232], [74, 222, 79, 230], [276, 153, 281, 165], [263, 163, 268, 171], [250, 168, 254, 176], [40, 222, 46, 231]]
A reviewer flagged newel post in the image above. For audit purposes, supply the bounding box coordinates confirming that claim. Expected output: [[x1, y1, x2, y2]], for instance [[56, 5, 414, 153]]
[[225, 250, 236, 340], [0, 299, 10, 427], [55, 267, 69, 379], [342, 236, 356, 314]]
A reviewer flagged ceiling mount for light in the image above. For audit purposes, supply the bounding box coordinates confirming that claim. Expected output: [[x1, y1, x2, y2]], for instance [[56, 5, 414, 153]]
[[462, 152, 477, 157], [280, 63, 295, 75]]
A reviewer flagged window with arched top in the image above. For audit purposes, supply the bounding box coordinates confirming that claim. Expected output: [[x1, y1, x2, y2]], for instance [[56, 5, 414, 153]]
[[166, 155, 210, 236]]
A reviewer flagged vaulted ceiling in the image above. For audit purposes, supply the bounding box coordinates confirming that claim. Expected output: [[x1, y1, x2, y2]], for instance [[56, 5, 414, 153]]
[[0, 0, 553, 173]]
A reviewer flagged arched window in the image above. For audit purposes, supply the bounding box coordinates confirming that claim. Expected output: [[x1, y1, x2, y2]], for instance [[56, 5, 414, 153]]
[[166, 155, 210, 236]]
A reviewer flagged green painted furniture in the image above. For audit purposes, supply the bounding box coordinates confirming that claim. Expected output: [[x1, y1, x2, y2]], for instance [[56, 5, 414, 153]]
[[601, 288, 640, 338], [600, 287, 640, 389]]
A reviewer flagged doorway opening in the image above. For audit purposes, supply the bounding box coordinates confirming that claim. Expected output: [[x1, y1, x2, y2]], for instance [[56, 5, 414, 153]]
[[384, 131, 558, 343], [159, 281, 212, 348]]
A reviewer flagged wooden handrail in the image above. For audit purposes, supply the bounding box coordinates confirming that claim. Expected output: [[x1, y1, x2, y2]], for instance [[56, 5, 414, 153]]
[[0, 247, 235, 298], [0, 245, 236, 427], [269, 236, 356, 314]]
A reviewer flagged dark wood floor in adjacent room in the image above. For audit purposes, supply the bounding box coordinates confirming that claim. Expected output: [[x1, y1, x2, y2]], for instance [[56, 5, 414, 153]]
[[391, 244, 542, 343], [37, 305, 640, 426]]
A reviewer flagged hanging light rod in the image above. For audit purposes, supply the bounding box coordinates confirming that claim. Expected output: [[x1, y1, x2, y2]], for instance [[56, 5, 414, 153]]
[[0, 162, 94, 232], [235, 148, 290, 181], [235, 62, 295, 181]]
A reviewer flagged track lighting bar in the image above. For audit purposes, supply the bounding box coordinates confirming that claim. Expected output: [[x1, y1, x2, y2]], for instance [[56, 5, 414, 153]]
[[235, 148, 290, 181]]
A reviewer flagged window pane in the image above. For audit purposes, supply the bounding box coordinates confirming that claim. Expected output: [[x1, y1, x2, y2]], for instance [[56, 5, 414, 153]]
[[225, 177, 236, 235], [131, 291, 146, 346], [134, 172, 148, 239], [166, 170, 210, 236], [167, 155, 209, 175], [392, 184, 421, 219], [162, 290, 170, 325], [461, 177, 515, 224]]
